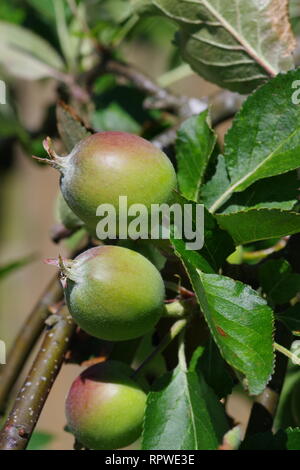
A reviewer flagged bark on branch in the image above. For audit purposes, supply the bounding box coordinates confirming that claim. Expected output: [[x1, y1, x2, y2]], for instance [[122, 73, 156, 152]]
[[0, 306, 75, 450], [0, 275, 63, 415]]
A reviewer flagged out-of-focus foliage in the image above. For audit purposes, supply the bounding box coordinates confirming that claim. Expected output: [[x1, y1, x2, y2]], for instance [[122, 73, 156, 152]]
[[27, 431, 54, 450], [0, 255, 35, 281]]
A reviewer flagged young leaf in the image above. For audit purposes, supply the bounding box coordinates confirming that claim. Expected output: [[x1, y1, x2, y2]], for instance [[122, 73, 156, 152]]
[[153, 0, 295, 93], [173, 194, 235, 271], [259, 259, 300, 305], [56, 102, 91, 152], [92, 102, 141, 134], [0, 21, 64, 79], [274, 368, 300, 430], [176, 110, 217, 201], [142, 364, 229, 450], [217, 172, 299, 215], [201, 155, 230, 210], [215, 209, 300, 245], [282, 428, 300, 450], [171, 238, 215, 274], [172, 241, 274, 395], [201, 207, 235, 271], [209, 70, 300, 213], [190, 340, 235, 399]]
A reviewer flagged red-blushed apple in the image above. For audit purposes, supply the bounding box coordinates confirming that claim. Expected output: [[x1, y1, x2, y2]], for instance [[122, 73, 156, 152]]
[[39, 131, 176, 234], [65, 361, 147, 450]]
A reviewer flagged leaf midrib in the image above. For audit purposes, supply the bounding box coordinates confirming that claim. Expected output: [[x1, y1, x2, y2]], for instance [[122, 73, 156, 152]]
[[209, 126, 300, 213], [192, 0, 277, 77]]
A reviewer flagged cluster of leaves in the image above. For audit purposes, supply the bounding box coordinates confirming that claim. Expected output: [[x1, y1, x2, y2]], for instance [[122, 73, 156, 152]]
[[141, 0, 296, 93], [143, 69, 300, 449], [54, 67, 300, 449], [1, 0, 300, 452]]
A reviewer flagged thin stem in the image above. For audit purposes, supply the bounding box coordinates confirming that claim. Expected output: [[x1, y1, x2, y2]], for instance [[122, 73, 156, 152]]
[[246, 324, 292, 436], [0, 275, 63, 415], [242, 237, 289, 261], [111, 14, 139, 48], [104, 59, 184, 108], [178, 329, 187, 371], [0, 306, 75, 450], [209, 181, 239, 214], [274, 342, 300, 366], [158, 64, 193, 88], [89, 55, 207, 119], [133, 318, 187, 378]]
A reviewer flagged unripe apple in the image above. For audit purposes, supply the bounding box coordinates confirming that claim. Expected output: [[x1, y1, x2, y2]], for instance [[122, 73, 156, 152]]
[[65, 361, 147, 449], [54, 245, 165, 341], [40, 132, 176, 234]]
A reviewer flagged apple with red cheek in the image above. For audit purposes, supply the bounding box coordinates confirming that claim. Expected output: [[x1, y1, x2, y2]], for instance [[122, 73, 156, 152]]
[[65, 361, 147, 450], [40, 131, 176, 235]]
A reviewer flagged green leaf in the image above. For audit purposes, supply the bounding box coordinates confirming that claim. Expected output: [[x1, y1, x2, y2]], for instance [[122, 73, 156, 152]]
[[277, 304, 300, 335], [215, 209, 300, 246], [0, 2, 25, 24], [0, 104, 27, 141], [284, 428, 300, 450], [27, 431, 54, 450], [53, 0, 77, 70], [259, 259, 300, 305], [142, 364, 228, 450], [131, 0, 159, 16], [190, 341, 235, 399], [218, 172, 299, 214], [199, 207, 235, 271], [176, 110, 217, 201], [86, 0, 133, 25], [0, 255, 35, 281], [201, 155, 230, 209], [171, 237, 215, 274], [27, 0, 56, 21], [92, 102, 141, 134], [173, 194, 235, 272], [172, 242, 274, 395], [56, 102, 91, 152], [274, 368, 300, 430], [152, 0, 295, 93], [209, 70, 300, 213], [0, 21, 64, 79]]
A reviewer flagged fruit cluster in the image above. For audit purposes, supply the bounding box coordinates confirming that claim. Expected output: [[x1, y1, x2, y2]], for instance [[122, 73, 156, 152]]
[[44, 131, 176, 449]]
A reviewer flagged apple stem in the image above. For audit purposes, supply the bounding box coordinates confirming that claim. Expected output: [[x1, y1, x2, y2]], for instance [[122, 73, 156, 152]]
[[32, 137, 69, 172], [132, 318, 187, 378]]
